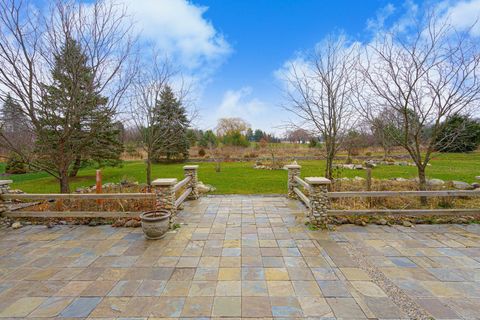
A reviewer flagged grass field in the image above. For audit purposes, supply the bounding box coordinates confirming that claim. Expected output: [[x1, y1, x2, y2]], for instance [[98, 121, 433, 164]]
[[1, 152, 479, 194]]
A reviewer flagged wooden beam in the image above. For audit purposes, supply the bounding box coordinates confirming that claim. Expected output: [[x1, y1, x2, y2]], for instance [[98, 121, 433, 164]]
[[294, 176, 310, 190], [327, 209, 480, 216], [294, 187, 310, 208], [173, 176, 192, 192], [1, 193, 156, 201], [3, 211, 140, 218], [328, 190, 480, 198], [175, 188, 192, 208]]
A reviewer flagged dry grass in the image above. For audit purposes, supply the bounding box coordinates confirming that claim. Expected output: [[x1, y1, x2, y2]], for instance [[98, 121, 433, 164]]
[[329, 179, 480, 210]]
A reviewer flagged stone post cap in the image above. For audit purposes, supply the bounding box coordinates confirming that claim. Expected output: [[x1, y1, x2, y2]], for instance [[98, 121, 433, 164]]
[[0, 180, 13, 185], [305, 177, 331, 185], [285, 164, 301, 169], [183, 165, 199, 170], [152, 178, 178, 186]]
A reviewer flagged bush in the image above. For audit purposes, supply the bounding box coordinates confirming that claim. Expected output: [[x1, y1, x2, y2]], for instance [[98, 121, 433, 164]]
[[244, 152, 258, 159], [5, 154, 27, 174], [365, 151, 372, 157], [198, 148, 206, 157], [435, 114, 480, 152]]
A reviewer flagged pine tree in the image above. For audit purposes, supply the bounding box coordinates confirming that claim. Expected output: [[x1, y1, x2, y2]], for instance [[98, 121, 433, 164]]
[[154, 85, 189, 161], [37, 36, 122, 192], [0, 94, 33, 155]]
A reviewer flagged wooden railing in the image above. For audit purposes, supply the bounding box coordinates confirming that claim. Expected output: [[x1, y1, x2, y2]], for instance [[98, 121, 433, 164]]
[[286, 164, 480, 228], [0, 165, 200, 219]]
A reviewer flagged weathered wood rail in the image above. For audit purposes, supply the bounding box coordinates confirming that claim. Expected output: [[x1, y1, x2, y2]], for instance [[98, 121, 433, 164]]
[[0, 165, 200, 219], [286, 164, 480, 228]]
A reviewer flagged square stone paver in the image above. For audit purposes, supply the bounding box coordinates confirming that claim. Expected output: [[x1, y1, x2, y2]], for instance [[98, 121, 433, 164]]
[[242, 280, 268, 296], [242, 296, 272, 317], [0, 297, 46, 317], [181, 296, 213, 317], [150, 296, 185, 317], [212, 296, 241, 317], [327, 297, 367, 319], [59, 297, 101, 317]]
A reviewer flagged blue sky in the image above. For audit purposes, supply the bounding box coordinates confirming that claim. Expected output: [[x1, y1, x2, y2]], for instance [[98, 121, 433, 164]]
[[188, 0, 404, 132], [35, 0, 480, 133]]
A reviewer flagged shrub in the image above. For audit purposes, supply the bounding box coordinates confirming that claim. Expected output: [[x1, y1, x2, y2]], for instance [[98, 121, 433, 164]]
[[198, 148, 206, 157], [244, 152, 258, 159], [5, 154, 27, 174], [365, 151, 372, 157], [434, 114, 480, 152]]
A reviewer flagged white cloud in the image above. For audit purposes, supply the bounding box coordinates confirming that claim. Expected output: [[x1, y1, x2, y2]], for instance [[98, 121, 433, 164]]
[[217, 87, 267, 119], [440, 0, 480, 36], [123, 0, 231, 70]]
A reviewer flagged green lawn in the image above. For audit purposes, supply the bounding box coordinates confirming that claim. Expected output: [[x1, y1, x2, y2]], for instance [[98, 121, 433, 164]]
[[1, 152, 479, 194]]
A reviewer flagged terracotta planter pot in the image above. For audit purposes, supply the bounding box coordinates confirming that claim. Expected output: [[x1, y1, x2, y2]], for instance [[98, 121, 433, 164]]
[[140, 210, 171, 240]]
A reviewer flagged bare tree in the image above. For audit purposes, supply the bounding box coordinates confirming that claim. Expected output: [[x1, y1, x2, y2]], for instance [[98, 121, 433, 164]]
[[0, 0, 136, 192], [130, 54, 173, 187], [216, 117, 250, 137], [358, 12, 480, 197], [281, 35, 359, 180], [130, 54, 194, 186]]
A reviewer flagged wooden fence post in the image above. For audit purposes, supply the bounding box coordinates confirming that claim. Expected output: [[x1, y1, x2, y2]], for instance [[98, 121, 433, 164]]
[[305, 177, 331, 228], [183, 165, 199, 200], [286, 164, 301, 199], [96, 170, 103, 205]]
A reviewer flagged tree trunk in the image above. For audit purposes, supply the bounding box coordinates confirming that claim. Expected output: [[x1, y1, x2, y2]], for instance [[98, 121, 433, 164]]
[[417, 165, 428, 206], [383, 146, 388, 160], [146, 157, 152, 187], [325, 155, 333, 181], [69, 156, 82, 177], [59, 173, 70, 193]]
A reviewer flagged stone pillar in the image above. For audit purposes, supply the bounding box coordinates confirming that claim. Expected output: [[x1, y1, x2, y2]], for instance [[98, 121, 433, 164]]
[[152, 178, 177, 216], [286, 164, 301, 199], [0, 180, 13, 213], [183, 165, 199, 200], [305, 177, 331, 228]]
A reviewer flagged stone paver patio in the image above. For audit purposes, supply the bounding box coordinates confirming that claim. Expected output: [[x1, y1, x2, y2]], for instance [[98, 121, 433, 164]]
[[0, 195, 479, 319]]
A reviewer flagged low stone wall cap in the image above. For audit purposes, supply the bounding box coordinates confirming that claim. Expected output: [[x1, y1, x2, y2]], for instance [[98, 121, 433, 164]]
[[0, 180, 13, 185], [285, 164, 301, 169], [305, 177, 331, 184], [183, 165, 199, 170], [152, 178, 178, 186]]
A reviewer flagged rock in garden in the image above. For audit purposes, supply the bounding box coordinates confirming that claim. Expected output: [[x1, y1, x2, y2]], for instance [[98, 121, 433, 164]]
[[197, 182, 216, 193], [11, 221, 22, 229], [402, 221, 413, 227], [427, 178, 444, 186], [452, 180, 474, 190], [88, 220, 98, 227], [377, 219, 387, 225], [472, 183, 480, 189], [124, 219, 141, 228]]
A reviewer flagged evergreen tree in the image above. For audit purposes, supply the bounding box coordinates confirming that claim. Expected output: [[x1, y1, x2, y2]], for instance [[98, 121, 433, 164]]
[[37, 36, 122, 192], [1, 94, 28, 133], [154, 85, 189, 160], [199, 130, 218, 148], [434, 114, 480, 152], [0, 94, 32, 154], [253, 129, 264, 142]]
